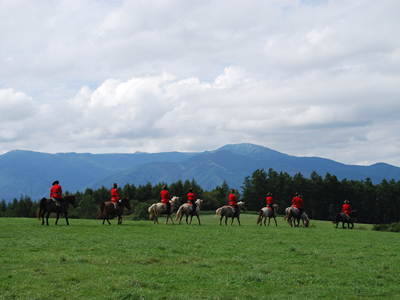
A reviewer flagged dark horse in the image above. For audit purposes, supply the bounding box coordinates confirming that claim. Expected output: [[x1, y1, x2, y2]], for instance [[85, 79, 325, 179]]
[[37, 195, 77, 226], [96, 197, 131, 225], [333, 210, 358, 229]]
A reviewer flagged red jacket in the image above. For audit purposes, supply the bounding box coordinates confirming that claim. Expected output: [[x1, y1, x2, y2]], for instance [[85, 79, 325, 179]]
[[342, 204, 351, 215], [111, 188, 120, 204], [161, 190, 171, 205], [50, 184, 62, 199], [292, 197, 303, 209], [266, 196, 274, 205], [229, 193, 237, 206], [187, 192, 196, 205]]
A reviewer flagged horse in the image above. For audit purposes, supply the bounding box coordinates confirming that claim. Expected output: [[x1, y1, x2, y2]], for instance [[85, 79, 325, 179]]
[[333, 210, 358, 229], [37, 194, 77, 226], [215, 201, 246, 226], [96, 197, 131, 225], [148, 196, 180, 224], [284, 206, 310, 227], [256, 204, 279, 226], [175, 199, 204, 225]]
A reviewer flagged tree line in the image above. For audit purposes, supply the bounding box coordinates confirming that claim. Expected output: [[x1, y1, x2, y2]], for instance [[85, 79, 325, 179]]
[[1, 168, 399, 224]]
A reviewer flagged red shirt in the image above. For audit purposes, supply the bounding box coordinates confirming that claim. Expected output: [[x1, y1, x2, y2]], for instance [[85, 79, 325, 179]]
[[50, 184, 62, 199], [342, 204, 351, 214], [161, 190, 171, 205], [266, 196, 274, 205], [187, 192, 196, 205], [292, 197, 302, 209], [229, 193, 237, 206], [111, 188, 120, 204]]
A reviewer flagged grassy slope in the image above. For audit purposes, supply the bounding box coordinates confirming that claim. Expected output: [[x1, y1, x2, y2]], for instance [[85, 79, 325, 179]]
[[1, 214, 399, 300]]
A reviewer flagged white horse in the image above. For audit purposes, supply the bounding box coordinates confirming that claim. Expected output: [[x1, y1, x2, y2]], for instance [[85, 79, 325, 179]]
[[284, 206, 310, 227], [175, 199, 204, 225], [215, 201, 246, 226], [256, 204, 279, 226], [148, 196, 180, 224]]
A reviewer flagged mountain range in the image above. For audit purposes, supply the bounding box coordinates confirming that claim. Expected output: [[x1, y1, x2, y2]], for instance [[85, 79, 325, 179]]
[[1, 143, 400, 202]]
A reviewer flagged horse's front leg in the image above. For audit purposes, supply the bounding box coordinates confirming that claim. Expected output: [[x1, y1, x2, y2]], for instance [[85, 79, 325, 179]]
[[268, 217, 271, 226], [196, 214, 201, 225], [237, 216, 241, 226], [274, 217, 278, 226]]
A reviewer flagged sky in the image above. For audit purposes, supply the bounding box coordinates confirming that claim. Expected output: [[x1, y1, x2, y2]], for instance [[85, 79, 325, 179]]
[[1, 0, 400, 166]]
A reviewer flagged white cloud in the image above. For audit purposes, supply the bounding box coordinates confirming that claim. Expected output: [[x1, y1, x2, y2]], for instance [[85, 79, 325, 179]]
[[0, 0, 400, 167]]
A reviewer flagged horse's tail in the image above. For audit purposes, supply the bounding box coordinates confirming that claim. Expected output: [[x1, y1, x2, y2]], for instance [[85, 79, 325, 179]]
[[175, 206, 182, 221], [287, 209, 292, 224], [148, 204, 155, 220], [96, 202, 105, 219], [332, 213, 339, 224], [37, 197, 46, 220], [215, 207, 222, 217], [256, 209, 263, 224]]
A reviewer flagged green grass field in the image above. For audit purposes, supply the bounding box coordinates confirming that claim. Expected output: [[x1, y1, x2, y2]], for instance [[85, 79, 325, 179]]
[[1, 213, 399, 299]]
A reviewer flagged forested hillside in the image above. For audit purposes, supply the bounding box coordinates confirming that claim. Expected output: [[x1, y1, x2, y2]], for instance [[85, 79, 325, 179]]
[[2, 168, 399, 225]]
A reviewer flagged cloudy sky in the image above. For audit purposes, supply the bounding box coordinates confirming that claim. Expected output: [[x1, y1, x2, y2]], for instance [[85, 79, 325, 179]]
[[1, 0, 399, 166]]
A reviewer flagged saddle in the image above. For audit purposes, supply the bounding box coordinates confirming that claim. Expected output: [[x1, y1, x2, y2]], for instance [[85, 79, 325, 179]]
[[51, 197, 62, 207]]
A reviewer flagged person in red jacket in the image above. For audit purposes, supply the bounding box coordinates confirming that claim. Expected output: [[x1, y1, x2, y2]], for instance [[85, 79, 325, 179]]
[[50, 180, 64, 212], [229, 189, 238, 216], [266, 192, 275, 213], [342, 200, 351, 219], [111, 183, 122, 210], [161, 185, 171, 214], [187, 187, 197, 212], [292, 192, 304, 215]]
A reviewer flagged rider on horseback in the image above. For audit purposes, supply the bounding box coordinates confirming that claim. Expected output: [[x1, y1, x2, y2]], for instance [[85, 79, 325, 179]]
[[342, 200, 351, 220], [111, 183, 122, 212], [161, 185, 172, 215], [187, 187, 197, 213], [50, 180, 64, 212], [229, 189, 239, 217], [266, 192, 275, 213], [292, 192, 304, 216]]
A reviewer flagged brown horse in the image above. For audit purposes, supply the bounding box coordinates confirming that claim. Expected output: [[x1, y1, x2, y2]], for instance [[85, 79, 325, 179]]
[[148, 196, 180, 224], [215, 201, 246, 225], [175, 199, 204, 225], [37, 194, 77, 226], [333, 210, 358, 229], [96, 197, 131, 225], [284, 206, 310, 227], [256, 204, 279, 226]]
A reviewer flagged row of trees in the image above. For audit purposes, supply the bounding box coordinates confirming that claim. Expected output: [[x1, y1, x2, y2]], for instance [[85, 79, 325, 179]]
[[242, 168, 400, 224], [1, 168, 400, 224]]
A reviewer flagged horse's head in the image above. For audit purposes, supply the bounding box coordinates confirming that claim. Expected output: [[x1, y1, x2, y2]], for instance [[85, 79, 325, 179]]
[[171, 196, 180, 206], [238, 201, 246, 212], [303, 213, 310, 227], [273, 204, 279, 212], [122, 197, 131, 210], [196, 199, 203, 208], [65, 194, 78, 208]]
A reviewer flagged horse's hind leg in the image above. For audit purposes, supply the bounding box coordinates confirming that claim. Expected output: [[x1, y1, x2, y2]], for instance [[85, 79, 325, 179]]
[[65, 212, 69, 225]]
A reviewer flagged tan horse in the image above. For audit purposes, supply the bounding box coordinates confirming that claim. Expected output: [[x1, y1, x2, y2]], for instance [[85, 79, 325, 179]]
[[175, 199, 204, 225], [96, 197, 131, 225], [148, 196, 180, 224], [284, 206, 310, 227], [256, 204, 279, 226], [215, 201, 246, 225]]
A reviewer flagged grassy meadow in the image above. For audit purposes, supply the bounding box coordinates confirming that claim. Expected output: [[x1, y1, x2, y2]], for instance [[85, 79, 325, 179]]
[[1, 213, 400, 299]]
